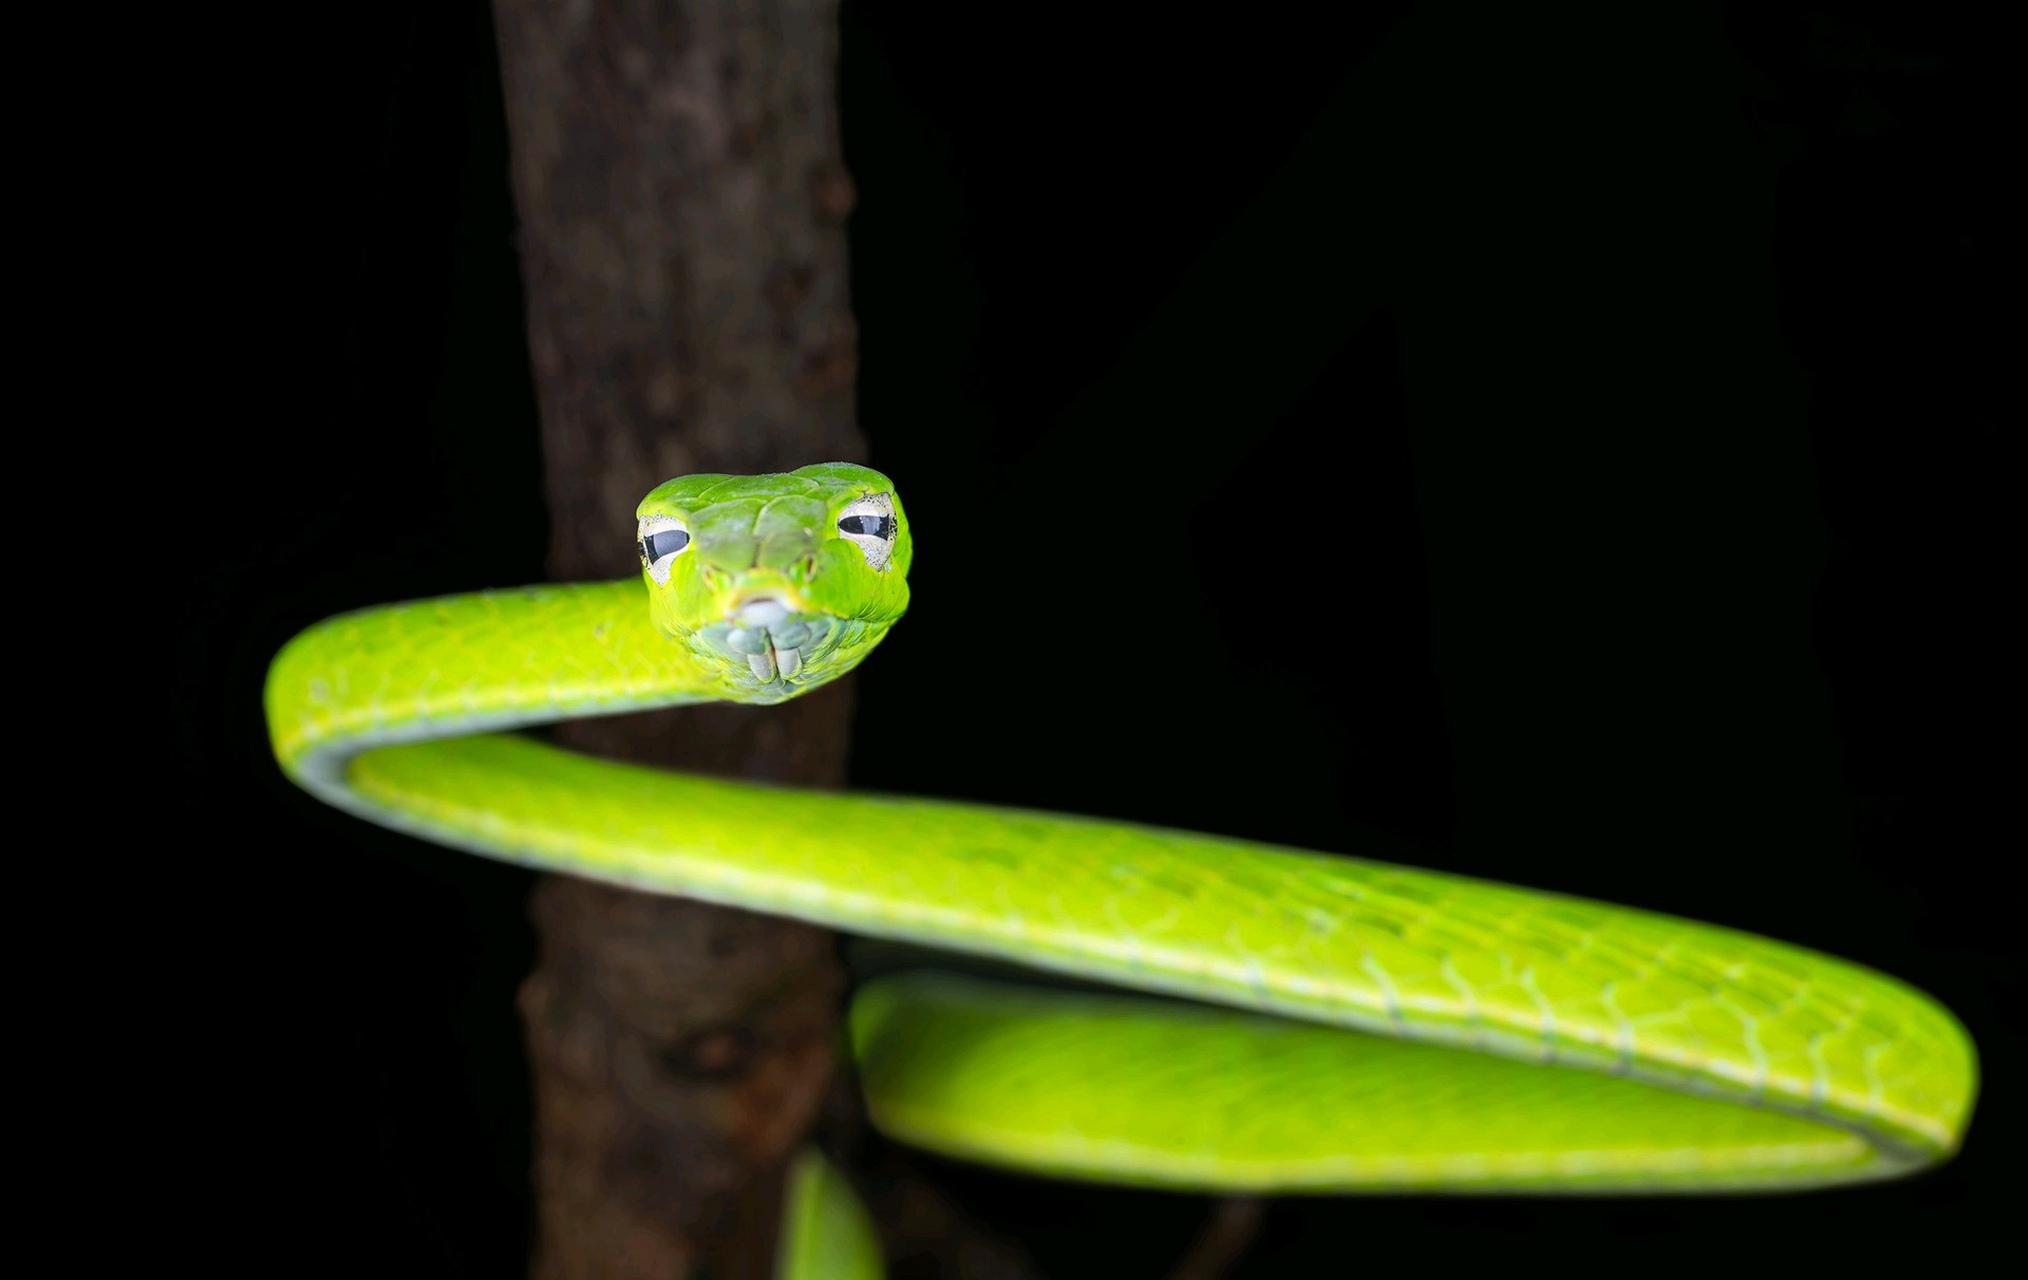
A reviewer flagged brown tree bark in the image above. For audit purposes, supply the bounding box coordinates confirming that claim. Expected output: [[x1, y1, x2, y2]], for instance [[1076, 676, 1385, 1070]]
[[490, 2, 860, 1275]]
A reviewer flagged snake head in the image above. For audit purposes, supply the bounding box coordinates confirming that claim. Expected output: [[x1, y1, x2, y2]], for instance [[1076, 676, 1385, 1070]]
[[634, 462, 911, 698]]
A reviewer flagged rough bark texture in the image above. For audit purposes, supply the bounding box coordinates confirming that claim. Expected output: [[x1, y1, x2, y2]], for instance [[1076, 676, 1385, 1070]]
[[491, 1, 860, 1275]]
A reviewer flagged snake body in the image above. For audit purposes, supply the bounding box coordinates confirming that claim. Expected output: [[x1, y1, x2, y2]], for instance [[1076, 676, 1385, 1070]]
[[266, 463, 1974, 1198]]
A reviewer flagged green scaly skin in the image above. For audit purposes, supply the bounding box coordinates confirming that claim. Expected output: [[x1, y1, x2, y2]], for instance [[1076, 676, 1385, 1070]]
[[778, 1148, 882, 1280], [267, 462, 1976, 1202]]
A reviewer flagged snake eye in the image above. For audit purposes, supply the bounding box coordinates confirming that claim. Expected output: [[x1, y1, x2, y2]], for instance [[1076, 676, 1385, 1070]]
[[836, 494, 897, 571], [637, 515, 692, 585]]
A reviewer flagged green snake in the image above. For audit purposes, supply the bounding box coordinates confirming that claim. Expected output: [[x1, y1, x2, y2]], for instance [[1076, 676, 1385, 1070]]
[[266, 462, 1975, 1251]]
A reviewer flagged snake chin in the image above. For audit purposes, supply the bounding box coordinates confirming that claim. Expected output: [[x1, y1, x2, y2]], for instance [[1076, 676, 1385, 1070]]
[[746, 644, 803, 684], [719, 593, 830, 689]]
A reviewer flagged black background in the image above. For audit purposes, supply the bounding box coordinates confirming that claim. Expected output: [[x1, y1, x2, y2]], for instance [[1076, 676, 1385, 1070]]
[[189, 2, 2013, 1274]]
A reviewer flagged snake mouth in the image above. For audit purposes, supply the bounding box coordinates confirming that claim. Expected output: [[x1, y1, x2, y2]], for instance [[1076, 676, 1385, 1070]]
[[723, 594, 813, 686]]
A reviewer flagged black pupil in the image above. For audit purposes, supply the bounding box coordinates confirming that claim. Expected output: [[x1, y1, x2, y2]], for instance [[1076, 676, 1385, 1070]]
[[643, 528, 690, 561], [839, 513, 893, 539]]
